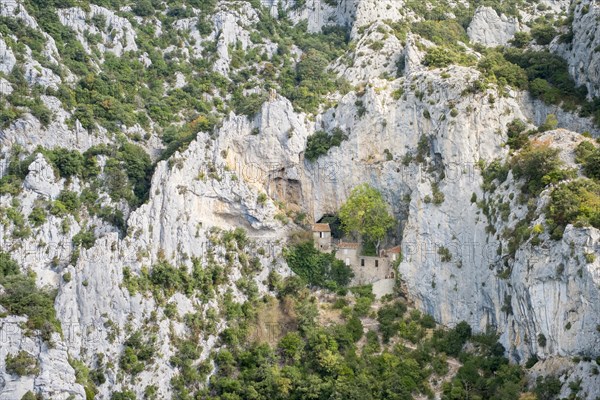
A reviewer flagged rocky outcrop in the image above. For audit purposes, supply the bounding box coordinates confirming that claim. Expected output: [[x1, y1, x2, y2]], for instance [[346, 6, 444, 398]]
[[333, 21, 405, 83], [0, 0, 599, 397], [0, 317, 85, 400], [0, 38, 16, 75], [58, 6, 138, 57], [467, 6, 524, 46], [554, 0, 600, 99], [213, 3, 258, 74]]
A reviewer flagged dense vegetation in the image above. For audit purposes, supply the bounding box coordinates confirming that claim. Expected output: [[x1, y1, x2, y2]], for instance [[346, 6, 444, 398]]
[[545, 140, 600, 237], [0, 252, 60, 339], [304, 128, 348, 161], [200, 278, 539, 400], [283, 241, 353, 290], [1, 1, 599, 398], [339, 184, 395, 254]]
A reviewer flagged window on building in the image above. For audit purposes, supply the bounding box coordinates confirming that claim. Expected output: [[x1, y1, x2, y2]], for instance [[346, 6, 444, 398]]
[[345, 258, 350, 266], [375, 260, 379, 268], [360, 259, 365, 267]]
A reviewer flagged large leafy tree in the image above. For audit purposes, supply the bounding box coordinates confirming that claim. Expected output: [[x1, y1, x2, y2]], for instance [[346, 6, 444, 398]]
[[338, 184, 395, 252]]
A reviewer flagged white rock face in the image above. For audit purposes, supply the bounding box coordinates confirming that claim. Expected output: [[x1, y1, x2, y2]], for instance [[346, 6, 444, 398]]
[[58, 5, 138, 57], [334, 21, 404, 84], [0, 78, 12, 96], [553, 0, 600, 99], [467, 6, 523, 46], [0, 1, 38, 28], [22, 59, 62, 90], [0, 0, 599, 397], [0, 38, 16, 75], [213, 3, 258, 74], [351, 0, 406, 38], [0, 317, 85, 400], [23, 154, 61, 200]]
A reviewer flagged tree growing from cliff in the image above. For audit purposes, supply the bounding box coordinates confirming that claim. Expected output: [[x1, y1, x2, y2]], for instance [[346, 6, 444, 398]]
[[339, 184, 395, 253]]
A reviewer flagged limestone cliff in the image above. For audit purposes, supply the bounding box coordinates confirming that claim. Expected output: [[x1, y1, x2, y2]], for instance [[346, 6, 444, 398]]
[[0, 0, 599, 398]]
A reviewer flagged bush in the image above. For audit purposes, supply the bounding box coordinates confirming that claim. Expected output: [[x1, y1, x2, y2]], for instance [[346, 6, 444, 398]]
[[537, 333, 547, 347], [506, 119, 529, 149], [423, 46, 458, 68], [531, 24, 557, 45], [28, 206, 47, 227], [72, 227, 96, 250], [0, 251, 20, 278], [0, 272, 60, 333], [304, 128, 348, 161], [132, 0, 155, 16], [57, 190, 81, 214], [377, 301, 407, 342], [283, 241, 353, 289], [432, 321, 472, 357], [478, 51, 528, 90], [511, 143, 570, 194], [232, 92, 267, 117], [535, 376, 561, 400], [118, 143, 153, 204], [510, 31, 531, 48], [43, 148, 84, 178], [547, 179, 600, 235], [538, 114, 558, 132], [119, 331, 156, 375], [577, 144, 600, 180], [5, 351, 39, 376]]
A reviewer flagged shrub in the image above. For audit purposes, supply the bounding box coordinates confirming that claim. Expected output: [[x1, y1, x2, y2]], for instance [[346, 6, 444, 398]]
[[283, 241, 353, 289], [424, 47, 455, 68], [0, 251, 20, 278], [437, 246, 452, 262], [5, 351, 39, 376], [57, 190, 81, 214], [28, 206, 47, 227], [377, 301, 407, 342], [547, 179, 600, 236], [531, 24, 557, 45], [510, 31, 531, 48], [0, 272, 60, 333], [534, 376, 561, 400], [577, 144, 600, 180], [304, 128, 348, 161], [232, 92, 267, 117], [537, 333, 547, 347], [111, 391, 137, 400], [478, 51, 528, 90], [43, 148, 84, 178], [118, 143, 153, 204], [72, 227, 96, 250], [119, 331, 156, 375], [511, 143, 569, 194], [538, 114, 558, 132]]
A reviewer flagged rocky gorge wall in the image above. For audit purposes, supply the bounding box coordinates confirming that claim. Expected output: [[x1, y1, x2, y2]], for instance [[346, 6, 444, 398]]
[[1, 0, 600, 398]]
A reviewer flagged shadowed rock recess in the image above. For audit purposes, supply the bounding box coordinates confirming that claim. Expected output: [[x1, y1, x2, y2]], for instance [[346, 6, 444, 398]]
[[0, 0, 599, 399]]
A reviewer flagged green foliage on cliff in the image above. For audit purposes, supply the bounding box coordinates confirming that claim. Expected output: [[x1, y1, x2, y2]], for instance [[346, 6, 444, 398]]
[[0, 252, 60, 336], [547, 178, 600, 237], [339, 184, 395, 250], [283, 241, 353, 290], [510, 142, 573, 195], [304, 128, 348, 161], [5, 351, 40, 376]]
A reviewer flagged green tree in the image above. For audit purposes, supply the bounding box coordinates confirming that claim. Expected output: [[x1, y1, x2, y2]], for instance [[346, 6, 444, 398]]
[[339, 184, 395, 252]]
